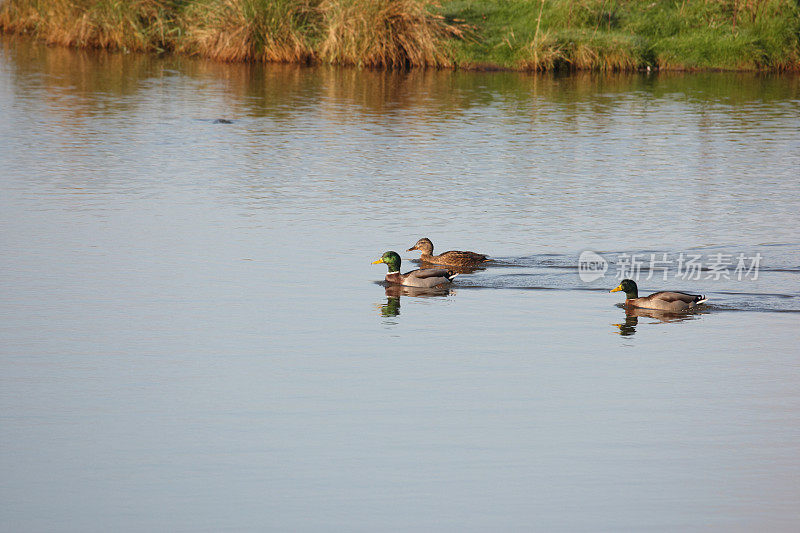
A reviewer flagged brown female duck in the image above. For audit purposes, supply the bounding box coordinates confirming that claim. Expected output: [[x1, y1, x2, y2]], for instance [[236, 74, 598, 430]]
[[372, 251, 458, 288], [407, 238, 488, 267], [610, 279, 707, 312]]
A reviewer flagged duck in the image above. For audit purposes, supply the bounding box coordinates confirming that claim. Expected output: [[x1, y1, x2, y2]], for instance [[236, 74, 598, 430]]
[[407, 237, 489, 267], [610, 279, 707, 312], [372, 251, 458, 288]]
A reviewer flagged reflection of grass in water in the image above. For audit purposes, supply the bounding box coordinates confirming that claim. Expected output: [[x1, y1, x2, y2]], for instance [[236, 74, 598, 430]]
[[2, 29, 798, 132], [1, 0, 799, 70]]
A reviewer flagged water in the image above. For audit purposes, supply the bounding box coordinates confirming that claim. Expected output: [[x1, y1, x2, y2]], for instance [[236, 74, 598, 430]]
[[1, 37, 799, 531]]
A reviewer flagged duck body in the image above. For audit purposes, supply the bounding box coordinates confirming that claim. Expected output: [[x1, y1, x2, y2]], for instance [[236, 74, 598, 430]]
[[407, 238, 488, 267], [419, 250, 488, 267], [373, 251, 457, 288], [611, 279, 707, 312], [624, 291, 707, 311], [385, 268, 457, 288]]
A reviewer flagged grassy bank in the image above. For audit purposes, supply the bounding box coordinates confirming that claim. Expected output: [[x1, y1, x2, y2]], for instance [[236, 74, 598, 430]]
[[444, 0, 800, 71], [1, 0, 799, 71]]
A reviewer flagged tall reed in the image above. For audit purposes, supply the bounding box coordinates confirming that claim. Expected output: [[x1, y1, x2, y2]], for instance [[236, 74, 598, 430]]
[[318, 0, 457, 68], [0, 0, 181, 52], [177, 0, 317, 62]]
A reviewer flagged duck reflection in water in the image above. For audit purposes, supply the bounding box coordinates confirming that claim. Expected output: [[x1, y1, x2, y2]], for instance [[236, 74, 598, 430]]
[[614, 305, 707, 336], [378, 284, 453, 318]]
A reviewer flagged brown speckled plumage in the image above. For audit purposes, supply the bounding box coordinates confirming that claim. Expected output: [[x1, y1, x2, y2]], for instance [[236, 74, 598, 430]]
[[407, 238, 489, 267]]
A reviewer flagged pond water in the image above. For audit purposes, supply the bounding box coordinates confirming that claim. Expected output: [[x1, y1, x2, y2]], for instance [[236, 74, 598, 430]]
[[1, 37, 799, 531]]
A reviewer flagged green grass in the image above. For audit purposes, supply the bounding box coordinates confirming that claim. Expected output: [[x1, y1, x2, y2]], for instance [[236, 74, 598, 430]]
[[1, 0, 799, 70], [438, 0, 800, 70]]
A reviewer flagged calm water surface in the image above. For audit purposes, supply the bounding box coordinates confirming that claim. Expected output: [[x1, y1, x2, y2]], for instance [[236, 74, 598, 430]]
[[1, 38, 800, 531]]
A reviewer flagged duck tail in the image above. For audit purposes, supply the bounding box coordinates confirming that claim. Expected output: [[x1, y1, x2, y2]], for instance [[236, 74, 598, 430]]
[[696, 295, 708, 304], [447, 271, 459, 281]]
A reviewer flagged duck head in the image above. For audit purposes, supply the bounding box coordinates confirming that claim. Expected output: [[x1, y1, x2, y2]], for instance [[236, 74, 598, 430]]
[[372, 251, 401, 273], [407, 237, 433, 254], [610, 278, 639, 299]]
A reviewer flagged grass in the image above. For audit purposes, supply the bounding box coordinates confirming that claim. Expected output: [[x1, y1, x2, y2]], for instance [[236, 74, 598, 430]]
[[317, 0, 459, 68], [1, 0, 799, 70], [177, 0, 318, 62], [0, 0, 183, 52], [440, 0, 800, 71]]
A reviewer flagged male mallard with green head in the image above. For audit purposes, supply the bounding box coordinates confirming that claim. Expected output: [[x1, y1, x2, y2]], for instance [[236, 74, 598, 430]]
[[372, 251, 458, 288], [407, 238, 488, 267], [610, 279, 707, 311]]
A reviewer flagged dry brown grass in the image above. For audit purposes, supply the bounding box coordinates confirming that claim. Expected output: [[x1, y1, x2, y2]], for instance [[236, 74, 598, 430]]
[[0, 0, 177, 52], [0, 0, 456, 68], [518, 31, 642, 72], [318, 0, 458, 68], [177, 0, 316, 62]]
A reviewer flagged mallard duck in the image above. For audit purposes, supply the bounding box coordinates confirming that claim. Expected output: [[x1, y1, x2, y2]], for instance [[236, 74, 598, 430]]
[[407, 238, 488, 267], [372, 251, 458, 288], [610, 279, 707, 311]]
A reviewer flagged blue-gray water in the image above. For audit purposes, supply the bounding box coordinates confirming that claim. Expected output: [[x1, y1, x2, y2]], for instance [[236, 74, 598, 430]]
[[1, 38, 799, 531]]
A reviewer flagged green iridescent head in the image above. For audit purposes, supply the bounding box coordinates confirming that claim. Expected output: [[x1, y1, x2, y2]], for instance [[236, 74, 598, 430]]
[[372, 251, 401, 273], [610, 278, 639, 299]]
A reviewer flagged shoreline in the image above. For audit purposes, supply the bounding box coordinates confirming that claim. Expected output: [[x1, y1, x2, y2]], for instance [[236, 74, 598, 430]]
[[2, 0, 799, 73], [4, 34, 795, 76]]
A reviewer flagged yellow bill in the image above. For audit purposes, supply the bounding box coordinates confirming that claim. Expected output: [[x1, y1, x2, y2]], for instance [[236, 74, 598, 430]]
[[371, 258, 384, 264], [610, 284, 623, 293]]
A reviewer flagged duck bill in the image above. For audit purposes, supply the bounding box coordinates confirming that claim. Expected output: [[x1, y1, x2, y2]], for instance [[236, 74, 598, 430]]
[[371, 259, 384, 265], [610, 285, 623, 293], [406, 246, 417, 251]]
